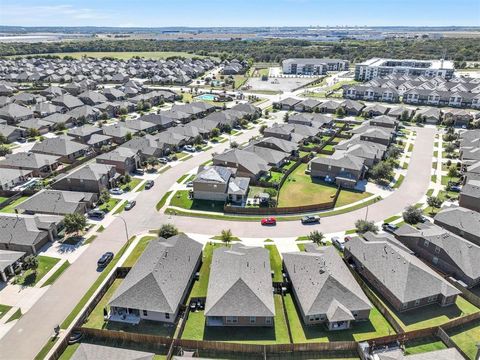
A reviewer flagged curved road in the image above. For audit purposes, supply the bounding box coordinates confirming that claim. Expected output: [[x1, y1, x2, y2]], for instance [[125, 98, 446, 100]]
[[0, 125, 435, 360]]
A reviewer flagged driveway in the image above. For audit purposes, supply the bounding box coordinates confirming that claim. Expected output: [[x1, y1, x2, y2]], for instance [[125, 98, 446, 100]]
[[0, 119, 435, 359]]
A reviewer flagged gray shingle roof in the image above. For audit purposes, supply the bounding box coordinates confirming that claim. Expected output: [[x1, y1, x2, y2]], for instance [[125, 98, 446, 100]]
[[433, 206, 480, 242], [31, 137, 89, 157], [0, 249, 25, 272], [16, 189, 94, 215], [0, 213, 58, 249], [71, 343, 154, 360], [195, 166, 232, 184], [205, 244, 275, 317], [0, 152, 60, 170], [109, 234, 202, 314], [283, 246, 371, 318]]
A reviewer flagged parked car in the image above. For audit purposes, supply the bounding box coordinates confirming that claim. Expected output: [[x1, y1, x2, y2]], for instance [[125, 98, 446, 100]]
[[133, 168, 145, 176], [87, 209, 105, 219], [301, 215, 320, 224], [449, 185, 462, 192], [184, 145, 196, 152], [97, 252, 114, 268], [144, 180, 154, 190], [331, 237, 345, 252], [124, 200, 136, 211], [109, 187, 123, 195], [382, 223, 399, 234], [261, 217, 276, 226], [17, 137, 26, 143], [159, 157, 169, 164], [186, 181, 194, 187]]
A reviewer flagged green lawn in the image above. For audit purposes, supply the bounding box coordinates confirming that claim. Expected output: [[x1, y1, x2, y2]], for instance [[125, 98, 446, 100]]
[[182, 295, 289, 344], [22, 51, 211, 59], [99, 198, 120, 213], [15, 256, 60, 287], [404, 336, 447, 355], [42, 261, 70, 287], [448, 319, 480, 359], [176, 174, 190, 184], [284, 294, 394, 343], [113, 200, 127, 215], [335, 190, 372, 208], [58, 343, 80, 360], [170, 190, 224, 212], [278, 163, 338, 207], [0, 304, 12, 320], [265, 245, 283, 282], [122, 236, 156, 267], [0, 196, 29, 213], [441, 175, 460, 186], [121, 178, 142, 192], [34, 337, 59, 360], [383, 215, 401, 223], [6, 308, 22, 323], [0, 196, 8, 203], [155, 190, 172, 211], [84, 279, 123, 329], [189, 243, 222, 298], [392, 174, 405, 189]]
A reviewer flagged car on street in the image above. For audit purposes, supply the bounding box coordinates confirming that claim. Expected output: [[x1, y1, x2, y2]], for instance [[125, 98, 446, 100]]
[[184, 145, 196, 152], [382, 223, 399, 233], [97, 252, 114, 268], [261, 217, 277, 226], [87, 209, 105, 219], [186, 181, 194, 187], [109, 187, 123, 195], [144, 180, 154, 189], [301, 215, 320, 224], [331, 236, 345, 252], [124, 200, 136, 211]]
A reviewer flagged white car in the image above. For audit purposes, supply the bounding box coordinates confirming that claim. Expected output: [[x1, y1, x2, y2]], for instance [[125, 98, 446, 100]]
[[109, 187, 123, 195]]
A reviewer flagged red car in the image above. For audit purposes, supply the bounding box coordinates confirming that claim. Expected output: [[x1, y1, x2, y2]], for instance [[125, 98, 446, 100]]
[[261, 217, 277, 226]]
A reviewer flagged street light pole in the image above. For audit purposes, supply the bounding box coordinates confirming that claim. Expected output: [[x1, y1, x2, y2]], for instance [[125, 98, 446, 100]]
[[116, 215, 130, 256]]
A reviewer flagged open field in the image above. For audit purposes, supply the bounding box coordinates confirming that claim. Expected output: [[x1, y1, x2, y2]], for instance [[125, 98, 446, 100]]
[[14, 51, 211, 59]]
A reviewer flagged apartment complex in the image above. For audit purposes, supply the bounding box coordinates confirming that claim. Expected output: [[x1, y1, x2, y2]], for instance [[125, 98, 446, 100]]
[[355, 58, 455, 81], [282, 58, 349, 75]]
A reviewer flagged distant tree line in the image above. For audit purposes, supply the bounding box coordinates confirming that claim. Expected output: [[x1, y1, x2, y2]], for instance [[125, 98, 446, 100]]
[[1, 38, 480, 63]]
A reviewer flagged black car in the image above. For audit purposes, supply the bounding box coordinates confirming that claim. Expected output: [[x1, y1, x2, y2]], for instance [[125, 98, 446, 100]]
[[382, 223, 399, 233], [97, 252, 114, 268], [133, 168, 145, 176], [144, 180, 154, 189], [301, 215, 320, 224], [87, 209, 105, 219], [124, 200, 136, 211]]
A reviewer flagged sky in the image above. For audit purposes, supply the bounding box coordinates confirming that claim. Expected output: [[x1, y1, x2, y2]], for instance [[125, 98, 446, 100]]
[[0, 0, 479, 27]]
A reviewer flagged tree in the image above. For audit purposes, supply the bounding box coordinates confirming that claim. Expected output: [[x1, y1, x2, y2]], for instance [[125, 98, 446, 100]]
[[194, 135, 203, 145], [64, 213, 87, 236], [385, 146, 402, 160], [54, 122, 66, 132], [0, 134, 7, 144], [125, 132, 133, 141], [223, 124, 232, 134], [400, 110, 410, 122], [283, 113, 289, 122], [0, 145, 12, 157], [119, 107, 128, 115], [259, 124, 267, 135], [211, 127, 220, 137], [369, 161, 394, 183], [447, 165, 458, 179], [427, 196, 443, 213], [158, 223, 178, 239], [335, 106, 346, 118], [26, 128, 40, 138], [354, 219, 378, 234], [23, 255, 39, 273], [220, 229, 234, 246], [230, 141, 239, 148], [98, 189, 110, 205], [308, 231, 325, 246], [402, 205, 424, 224], [444, 143, 456, 154], [100, 112, 108, 121]]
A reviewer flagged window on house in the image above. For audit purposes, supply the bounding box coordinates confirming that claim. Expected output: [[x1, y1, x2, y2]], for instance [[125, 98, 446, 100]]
[[424, 240, 430, 247], [435, 246, 441, 253], [226, 316, 238, 323], [249, 317, 256, 324], [414, 299, 421, 306], [265, 317, 272, 324], [143, 310, 148, 316], [165, 313, 170, 319], [428, 295, 438, 302], [309, 316, 315, 322]]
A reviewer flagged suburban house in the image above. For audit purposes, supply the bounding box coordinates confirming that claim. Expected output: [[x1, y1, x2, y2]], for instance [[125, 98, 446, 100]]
[[283, 245, 372, 330], [205, 244, 275, 327], [213, 149, 270, 180], [121, 135, 168, 160], [294, 98, 322, 112], [103, 124, 133, 144], [309, 154, 366, 188], [0, 152, 61, 177], [0, 213, 63, 255], [273, 97, 301, 111], [243, 144, 290, 168], [0, 249, 25, 282], [138, 113, 175, 131], [193, 165, 250, 205], [17, 118, 52, 135], [0, 123, 23, 142], [96, 147, 140, 175], [67, 125, 103, 143], [433, 206, 480, 246], [394, 223, 480, 288], [70, 343, 154, 360], [415, 108, 442, 124], [51, 94, 84, 110], [255, 137, 299, 156], [459, 179, 480, 212], [51, 163, 117, 194], [344, 233, 460, 312], [108, 235, 202, 324], [15, 189, 97, 216], [369, 115, 399, 129], [31, 137, 90, 163], [0, 103, 34, 124], [0, 168, 34, 190]]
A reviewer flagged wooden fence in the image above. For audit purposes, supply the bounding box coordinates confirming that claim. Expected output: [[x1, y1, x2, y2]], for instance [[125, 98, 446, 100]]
[[0, 188, 38, 210]]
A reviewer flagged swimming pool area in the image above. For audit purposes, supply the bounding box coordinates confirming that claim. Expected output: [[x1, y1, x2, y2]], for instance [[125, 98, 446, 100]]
[[196, 93, 217, 101]]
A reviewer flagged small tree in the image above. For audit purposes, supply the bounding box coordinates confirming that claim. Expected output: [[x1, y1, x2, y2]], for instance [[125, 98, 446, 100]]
[[211, 127, 220, 137], [385, 146, 402, 160], [230, 141, 239, 148], [369, 161, 394, 183], [259, 124, 267, 135], [283, 113, 289, 122], [444, 143, 456, 154], [427, 196, 443, 214], [64, 213, 87, 236], [55, 122, 66, 132], [400, 110, 410, 122], [335, 106, 346, 118], [308, 230, 325, 246], [125, 132, 133, 141], [0, 144, 12, 157], [402, 205, 424, 224], [194, 135, 203, 145], [158, 224, 178, 239], [354, 219, 378, 234], [23, 255, 39, 273], [0, 134, 8, 144], [98, 189, 111, 205], [220, 229, 234, 246], [26, 128, 40, 138], [447, 165, 459, 179]]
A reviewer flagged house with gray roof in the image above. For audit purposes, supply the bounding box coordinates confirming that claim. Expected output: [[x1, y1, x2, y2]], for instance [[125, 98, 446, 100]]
[[213, 149, 270, 180], [17, 118, 52, 135], [109, 234, 202, 324], [243, 144, 290, 167], [205, 244, 275, 327], [52, 163, 117, 194], [51, 94, 84, 110], [0, 213, 63, 255], [42, 113, 75, 129], [31, 137, 89, 163], [309, 153, 366, 188], [255, 137, 299, 156], [70, 343, 154, 360], [283, 245, 371, 330], [67, 125, 103, 143], [0, 249, 25, 282], [0, 103, 34, 124], [344, 233, 460, 312], [0, 123, 23, 142], [395, 223, 480, 288], [0, 152, 61, 177], [96, 147, 140, 175], [459, 179, 480, 212], [433, 206, 480, 247], [369, 115, 399, 129], [103, 123, 132, 144], [274, 97, 301, 111], [0, 168, 34, 190]]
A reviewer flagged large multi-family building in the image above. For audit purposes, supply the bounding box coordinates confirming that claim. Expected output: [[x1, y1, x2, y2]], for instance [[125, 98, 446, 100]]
[[355, 58, 455, 81], [282, 58, 349, 75]]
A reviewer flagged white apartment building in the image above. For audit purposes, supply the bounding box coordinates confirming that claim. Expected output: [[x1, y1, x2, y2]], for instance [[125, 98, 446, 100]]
[[282, 58, 349, 75]]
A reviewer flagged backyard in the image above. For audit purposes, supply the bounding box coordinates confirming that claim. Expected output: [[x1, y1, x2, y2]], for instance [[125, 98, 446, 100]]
[[169, 190, 225, 212], [189, 243, 222, 298], [448, 319, 480, 359], [0, 196, 29, 213], [14, 255, 61, 287], [265, 245, 283, 282], [277, 163, 337, 207]]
